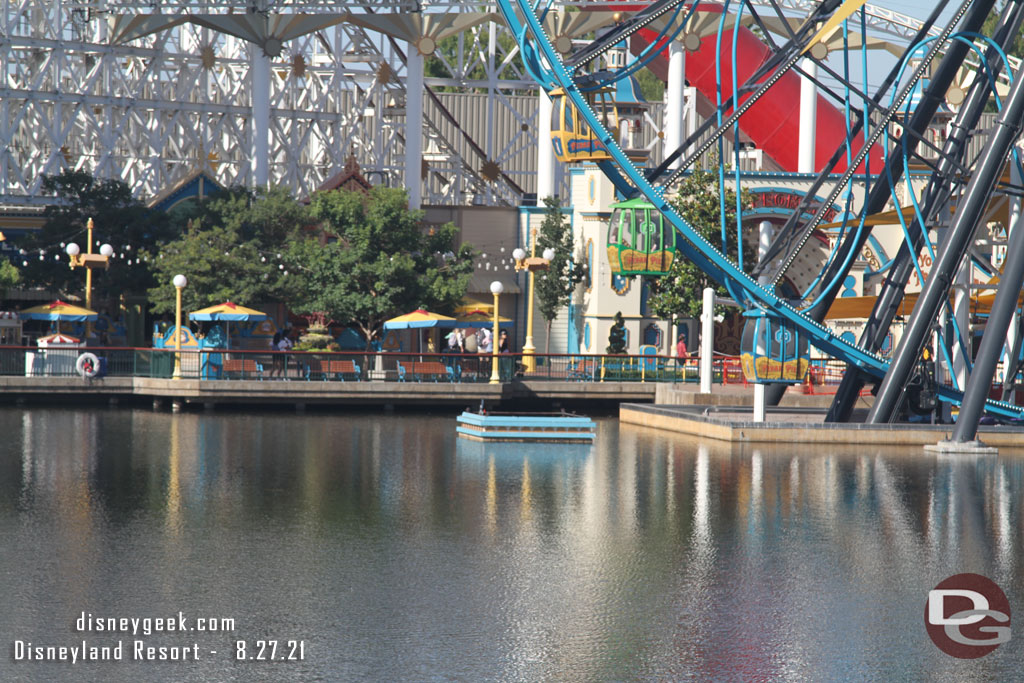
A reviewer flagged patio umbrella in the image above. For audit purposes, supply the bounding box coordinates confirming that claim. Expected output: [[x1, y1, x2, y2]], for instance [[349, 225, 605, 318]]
[[19, 300, 98, 322], [455, 308, 513, 329], [189, 301, 268, 322], [189, 301, 268, 348], [20, 300, 97, 336], [383, 309, 456, 352], [383, 309, 456, 330]]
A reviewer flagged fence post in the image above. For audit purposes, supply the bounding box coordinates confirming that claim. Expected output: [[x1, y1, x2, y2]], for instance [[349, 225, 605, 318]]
[[700, 287, 714, 394]]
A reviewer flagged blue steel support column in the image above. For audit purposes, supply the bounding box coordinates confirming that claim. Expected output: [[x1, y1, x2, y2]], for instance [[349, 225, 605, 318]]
[[826, 1, 1024, 422], [871, 67, 1024, 424]]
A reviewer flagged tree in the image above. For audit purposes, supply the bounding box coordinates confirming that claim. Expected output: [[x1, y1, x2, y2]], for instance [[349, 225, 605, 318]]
[[0, 258, 19, 297], [284, 186, 474, 349], [635, 67, 665, 104], [646, 166, 750, 323], [534, 196, 586, 353], [147, 185, 308, 314], [173, 184, 308, 245], [424, 31, 525, 93], [146, 219, 282, 315], [982, 2, 1024, 111], [18, 170, 172, 303], [606, 311, 627, 354]]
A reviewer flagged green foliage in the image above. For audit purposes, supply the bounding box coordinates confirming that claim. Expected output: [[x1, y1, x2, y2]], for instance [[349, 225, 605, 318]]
[[0, 258, 20, 296], [146, 184, 309, 314], [424, 31, 525, 92], [645, 166, 750, 321], [983, 3, 1024, 111], [18, 170, 173, 302], [635, 67, 665, 104], [983, 2, 1024, 57], [167, 185, 310, 245], [606, 311, 627, 354], [146, 219, 281, 315], [534, 196, 586, 353], [284, 187, 474, 348]]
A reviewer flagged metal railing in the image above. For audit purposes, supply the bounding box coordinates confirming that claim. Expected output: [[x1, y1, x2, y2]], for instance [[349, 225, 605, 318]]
[[0, 346, 758, 385]]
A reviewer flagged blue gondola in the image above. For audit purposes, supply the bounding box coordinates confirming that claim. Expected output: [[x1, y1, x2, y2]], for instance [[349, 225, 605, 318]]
[[740, 310, 810, 383]]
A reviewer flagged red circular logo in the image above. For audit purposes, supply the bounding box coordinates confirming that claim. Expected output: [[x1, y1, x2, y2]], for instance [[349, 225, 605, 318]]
[[925, 573, 1011, 658]]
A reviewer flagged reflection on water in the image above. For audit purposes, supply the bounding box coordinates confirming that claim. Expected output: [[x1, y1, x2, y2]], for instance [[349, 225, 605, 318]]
[[1, 408, 1023, 681]]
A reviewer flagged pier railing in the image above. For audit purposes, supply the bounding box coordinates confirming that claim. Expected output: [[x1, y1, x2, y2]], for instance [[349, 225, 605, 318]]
[[0, 346, 754, 384]]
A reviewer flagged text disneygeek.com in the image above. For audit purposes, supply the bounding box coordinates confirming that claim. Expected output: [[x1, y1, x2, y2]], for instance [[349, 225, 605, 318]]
[[10, 611, 307, 664]]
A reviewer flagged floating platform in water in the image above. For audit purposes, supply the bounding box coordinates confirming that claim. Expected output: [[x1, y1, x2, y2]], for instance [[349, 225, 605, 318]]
[[456, 411, 595, 443]]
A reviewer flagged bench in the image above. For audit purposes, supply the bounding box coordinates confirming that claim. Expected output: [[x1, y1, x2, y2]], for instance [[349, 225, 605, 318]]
[[305, 358, 361, 381], [397, 361, 457, 382], [222, 358, 264, 380]]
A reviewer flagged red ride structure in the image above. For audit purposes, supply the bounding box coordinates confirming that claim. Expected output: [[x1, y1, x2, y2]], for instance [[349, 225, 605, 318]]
[[624, 4, 884, 174]]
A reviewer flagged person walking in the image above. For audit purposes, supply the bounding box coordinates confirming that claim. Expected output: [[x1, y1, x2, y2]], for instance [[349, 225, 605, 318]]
[[498, 329, 510, 353], [270, 331, 285, 378], [279, 326, 294, 379], [676, 333, 689, 359]]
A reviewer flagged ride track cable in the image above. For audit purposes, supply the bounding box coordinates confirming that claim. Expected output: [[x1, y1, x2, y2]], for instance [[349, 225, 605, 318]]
[[493, 0, 1024, 420]]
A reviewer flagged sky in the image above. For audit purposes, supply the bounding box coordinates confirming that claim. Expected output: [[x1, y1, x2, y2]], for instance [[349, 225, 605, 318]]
[[812, 1, 992, 103]]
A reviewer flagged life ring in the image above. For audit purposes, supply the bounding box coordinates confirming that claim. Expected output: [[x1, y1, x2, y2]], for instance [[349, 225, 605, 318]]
[[76, 352, 100, 378]]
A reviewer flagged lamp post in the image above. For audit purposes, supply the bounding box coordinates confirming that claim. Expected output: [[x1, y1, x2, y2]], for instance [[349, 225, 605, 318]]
[[172, 274, 187, 379], [66, 217, 114, 340], [512, 231, 555, 373], [489, 280, 504, 384]]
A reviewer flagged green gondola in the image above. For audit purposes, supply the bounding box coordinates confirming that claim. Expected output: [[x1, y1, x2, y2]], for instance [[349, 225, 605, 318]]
[[606, 198, 676, 276]]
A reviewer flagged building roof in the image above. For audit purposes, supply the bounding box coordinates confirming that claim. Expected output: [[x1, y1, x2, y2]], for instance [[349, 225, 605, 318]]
[[315, 154, 373, 195], [147, 168, 224, 212]]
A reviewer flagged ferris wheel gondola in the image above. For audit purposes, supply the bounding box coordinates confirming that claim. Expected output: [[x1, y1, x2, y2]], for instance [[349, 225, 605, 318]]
[[607, 198, 676, 277], [548, 86, 618, 163]]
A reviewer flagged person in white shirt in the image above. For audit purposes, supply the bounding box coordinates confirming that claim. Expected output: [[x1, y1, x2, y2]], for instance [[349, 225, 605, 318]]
[[278, 326, 294, 379]]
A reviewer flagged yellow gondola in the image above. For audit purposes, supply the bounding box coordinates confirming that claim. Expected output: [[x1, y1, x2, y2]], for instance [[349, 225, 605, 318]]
[[549, 87, 618, 162], [606, 198, 676, 276]]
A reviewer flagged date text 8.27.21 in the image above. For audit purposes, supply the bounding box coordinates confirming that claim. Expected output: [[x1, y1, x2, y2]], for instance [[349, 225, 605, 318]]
[[235, 640, 305, 661]]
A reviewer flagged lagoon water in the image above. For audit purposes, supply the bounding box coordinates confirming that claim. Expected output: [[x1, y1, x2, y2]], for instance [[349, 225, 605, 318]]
[[1, 406, 1023, 681]]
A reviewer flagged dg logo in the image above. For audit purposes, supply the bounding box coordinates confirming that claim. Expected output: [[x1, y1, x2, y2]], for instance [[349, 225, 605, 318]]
[[925, 573, 1011, 658]]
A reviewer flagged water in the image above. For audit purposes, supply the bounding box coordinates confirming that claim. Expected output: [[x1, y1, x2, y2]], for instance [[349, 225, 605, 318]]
[[1, 406, 1022, 681]]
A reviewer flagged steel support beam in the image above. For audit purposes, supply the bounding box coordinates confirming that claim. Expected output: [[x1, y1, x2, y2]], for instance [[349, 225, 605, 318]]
[[764, 0, 989, 409], [825, 0, 1024, 421], [871, 66, 1024, 425]]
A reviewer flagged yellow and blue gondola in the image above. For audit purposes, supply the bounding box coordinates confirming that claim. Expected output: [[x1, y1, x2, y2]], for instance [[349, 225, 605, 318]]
[[549, 86, 618, 163]]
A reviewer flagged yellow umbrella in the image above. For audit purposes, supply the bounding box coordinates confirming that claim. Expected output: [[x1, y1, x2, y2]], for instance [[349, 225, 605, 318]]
[[383, 309, 458, 353], [189, 301, 268, 322], [382, 309, 457, 330], [189, 301, 268, 349], [19, 300, 98, 321]]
